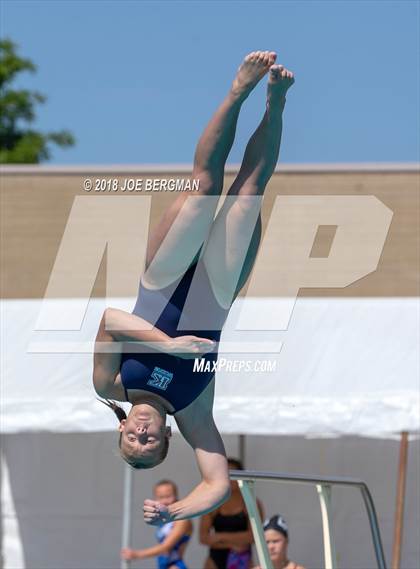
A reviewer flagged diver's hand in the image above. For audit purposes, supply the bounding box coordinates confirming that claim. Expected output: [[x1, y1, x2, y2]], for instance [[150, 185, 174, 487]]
[[168, 335, 216, 359], [143, 499, 172, 526]]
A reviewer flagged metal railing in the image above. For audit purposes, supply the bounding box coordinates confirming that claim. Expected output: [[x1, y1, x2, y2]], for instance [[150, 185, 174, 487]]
[[229, 470, 387, 569]]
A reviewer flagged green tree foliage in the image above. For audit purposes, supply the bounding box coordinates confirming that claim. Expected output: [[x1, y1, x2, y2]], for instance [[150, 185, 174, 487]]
[[0, 38, 75, 163]]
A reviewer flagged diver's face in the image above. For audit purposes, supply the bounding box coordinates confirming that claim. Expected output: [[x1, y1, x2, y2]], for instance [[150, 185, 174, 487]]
[[118, 404, 168, 467], [265, 529, 288, 561], [154, 483, 177, 506]]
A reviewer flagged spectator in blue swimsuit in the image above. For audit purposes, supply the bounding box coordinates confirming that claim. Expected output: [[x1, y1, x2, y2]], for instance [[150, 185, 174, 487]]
[[121, 480, 192, 569], [93, 51, 295, 525]]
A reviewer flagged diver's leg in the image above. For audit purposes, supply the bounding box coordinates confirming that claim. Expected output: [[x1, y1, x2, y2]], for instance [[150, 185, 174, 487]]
[[201, 65, 295, 306], [143, 52, 276, 289], [191, 50, 276, 187]]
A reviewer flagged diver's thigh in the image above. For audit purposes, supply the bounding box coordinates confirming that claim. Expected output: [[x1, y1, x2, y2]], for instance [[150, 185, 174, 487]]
[[144, 192, 220, 288], [202, 206, 262, 307]]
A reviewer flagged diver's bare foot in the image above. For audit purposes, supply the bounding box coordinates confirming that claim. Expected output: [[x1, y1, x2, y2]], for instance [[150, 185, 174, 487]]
[[231, 51, 277, 100], [267, 64, 295, 112]]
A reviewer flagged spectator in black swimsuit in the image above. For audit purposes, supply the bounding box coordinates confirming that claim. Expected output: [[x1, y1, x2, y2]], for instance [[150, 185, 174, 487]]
[[200, 458, 264, 569]]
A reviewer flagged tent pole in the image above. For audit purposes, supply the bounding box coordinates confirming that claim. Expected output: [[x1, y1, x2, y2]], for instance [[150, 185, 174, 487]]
[[121, 464, 134, 569], [391, 431, 409, 569], [239, 434, 246, 465]]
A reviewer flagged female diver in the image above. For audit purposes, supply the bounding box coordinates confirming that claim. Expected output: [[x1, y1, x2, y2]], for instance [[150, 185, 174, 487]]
[[93, 50, 294, 526]]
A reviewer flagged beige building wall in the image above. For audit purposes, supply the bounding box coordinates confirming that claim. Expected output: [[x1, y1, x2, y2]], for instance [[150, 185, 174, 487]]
[[1, 165, 418, 299]]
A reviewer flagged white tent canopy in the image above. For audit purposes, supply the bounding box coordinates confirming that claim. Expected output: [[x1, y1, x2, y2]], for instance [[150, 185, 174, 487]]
[[2, 296, 419, 437]]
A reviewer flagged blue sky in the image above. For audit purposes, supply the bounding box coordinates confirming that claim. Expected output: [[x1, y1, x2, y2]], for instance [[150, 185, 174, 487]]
[[1, 0, 419, 164]]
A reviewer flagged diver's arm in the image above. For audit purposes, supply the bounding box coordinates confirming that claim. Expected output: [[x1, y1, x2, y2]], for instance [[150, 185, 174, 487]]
[[92, 308, 170, 396], [92, 310, 123, 397], [144, 457, 230, 524], [101, 307, 172, 347], [170, 383, 230, 520], [144, 392, 230, 524], [144, 438, 229, 524], [102, 307, 215, 356], [93, 308, 215, 396], [168, 441, 230, 521]]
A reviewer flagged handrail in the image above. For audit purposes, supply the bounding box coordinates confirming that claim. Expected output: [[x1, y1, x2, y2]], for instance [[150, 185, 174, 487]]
[[229, 469, 387, 569]]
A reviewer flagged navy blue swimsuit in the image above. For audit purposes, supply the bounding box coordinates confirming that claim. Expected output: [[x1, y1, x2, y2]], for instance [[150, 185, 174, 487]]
[[120, 258, 230, 413]]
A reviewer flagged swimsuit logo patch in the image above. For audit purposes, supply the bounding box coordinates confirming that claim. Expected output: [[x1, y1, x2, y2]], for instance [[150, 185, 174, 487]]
[[147, 367, 173, 391]]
